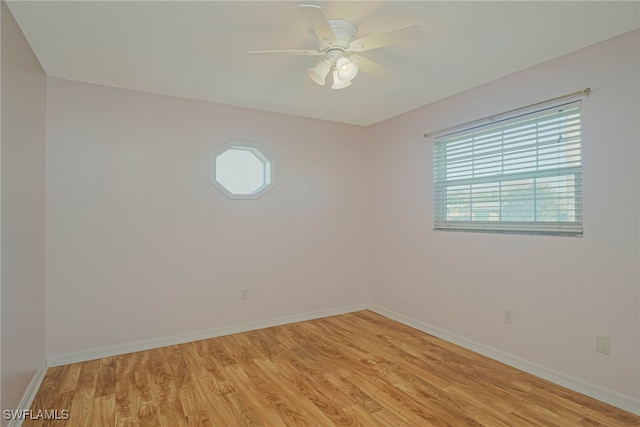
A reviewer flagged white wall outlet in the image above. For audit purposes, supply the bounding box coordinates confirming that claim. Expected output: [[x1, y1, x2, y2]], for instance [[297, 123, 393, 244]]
[[596, 335, 611, 355], [504, 310, 513, 324], [241, 289, 248, 300]]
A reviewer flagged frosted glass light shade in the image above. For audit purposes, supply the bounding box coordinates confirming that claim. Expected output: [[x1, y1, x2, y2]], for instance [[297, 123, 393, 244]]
[[331, 71, 352, 89], [308, 60, 331, 85], [336, 57, 358, 82]]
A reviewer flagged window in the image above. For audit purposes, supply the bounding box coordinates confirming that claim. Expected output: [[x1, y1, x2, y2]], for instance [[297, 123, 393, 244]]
[[212, 141, 274, 199], [433, 100, 582, 236]]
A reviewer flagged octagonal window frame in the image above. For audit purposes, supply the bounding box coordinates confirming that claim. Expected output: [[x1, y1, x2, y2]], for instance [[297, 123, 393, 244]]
[[211, 140, 275, 200]]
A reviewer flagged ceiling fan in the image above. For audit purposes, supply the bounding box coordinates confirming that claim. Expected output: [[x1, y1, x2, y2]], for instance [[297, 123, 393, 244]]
[[248, 5, 424, 89]]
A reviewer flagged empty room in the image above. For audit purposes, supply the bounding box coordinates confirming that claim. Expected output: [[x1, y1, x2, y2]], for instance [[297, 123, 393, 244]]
[[2, 1, 639, 426]]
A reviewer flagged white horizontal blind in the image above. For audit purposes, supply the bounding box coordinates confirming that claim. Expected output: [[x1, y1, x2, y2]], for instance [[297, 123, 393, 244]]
[[433, 100, 582, 236]]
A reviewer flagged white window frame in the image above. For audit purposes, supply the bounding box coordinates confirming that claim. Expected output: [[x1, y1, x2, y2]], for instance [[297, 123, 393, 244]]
[[433, 100, 583, 237], [211, 140, 275, 200]]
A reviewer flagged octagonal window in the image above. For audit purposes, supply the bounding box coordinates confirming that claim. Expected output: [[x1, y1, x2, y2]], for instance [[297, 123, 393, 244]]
[[212, 141, 274, 199]]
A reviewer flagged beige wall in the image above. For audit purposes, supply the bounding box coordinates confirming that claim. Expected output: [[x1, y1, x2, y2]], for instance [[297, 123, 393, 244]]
[[368, 30, 640, 402], [45, 78, 371, 356], [0, 1, 47, 418]]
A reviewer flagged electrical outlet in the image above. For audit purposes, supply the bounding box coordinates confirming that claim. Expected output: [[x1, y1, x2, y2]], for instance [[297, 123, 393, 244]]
[[596, 335, 611, 355], [241, 289, 248, 300], [504, 310, 513, 324]]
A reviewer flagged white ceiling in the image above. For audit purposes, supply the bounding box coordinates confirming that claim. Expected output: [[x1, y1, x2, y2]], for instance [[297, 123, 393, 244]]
[[7, 1, 639, 126]]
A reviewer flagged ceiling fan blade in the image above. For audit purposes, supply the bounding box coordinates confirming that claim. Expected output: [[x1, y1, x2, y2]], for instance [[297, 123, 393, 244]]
[[247, 49, 322, 56], [348, 24, 424, 53], [298, 4, 336, 43], [351, 55, 391, 79]]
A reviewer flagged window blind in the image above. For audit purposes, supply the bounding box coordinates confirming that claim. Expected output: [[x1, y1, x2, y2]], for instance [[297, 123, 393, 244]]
[[433, 100, 582, 236]]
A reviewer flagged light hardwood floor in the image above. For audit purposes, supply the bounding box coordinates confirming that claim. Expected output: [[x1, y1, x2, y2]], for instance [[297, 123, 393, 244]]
[[23, 311, 639, 426]]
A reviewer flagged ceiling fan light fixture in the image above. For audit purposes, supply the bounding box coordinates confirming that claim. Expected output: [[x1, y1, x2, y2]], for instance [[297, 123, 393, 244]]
[[331, 71, 352, 90], [335, 56, 358, 82], [249, 5, 425, 91], [308, 59, 331, 85]]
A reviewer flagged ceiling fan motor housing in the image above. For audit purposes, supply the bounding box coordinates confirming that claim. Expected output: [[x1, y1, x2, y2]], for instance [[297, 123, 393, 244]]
[[323, 19, 357, 50]]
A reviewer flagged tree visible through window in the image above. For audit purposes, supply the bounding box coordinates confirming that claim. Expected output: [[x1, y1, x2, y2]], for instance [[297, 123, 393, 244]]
[[433, 100, 583, 236]]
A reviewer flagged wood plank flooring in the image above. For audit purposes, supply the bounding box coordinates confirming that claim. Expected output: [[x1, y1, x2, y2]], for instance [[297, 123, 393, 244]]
[[23, 311, 639, 426]]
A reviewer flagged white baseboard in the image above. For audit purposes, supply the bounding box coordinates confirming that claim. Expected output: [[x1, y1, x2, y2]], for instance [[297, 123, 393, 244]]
[[44, 302, 639, 416], [367, 304, 640, 416], [47, 303, 368, 367], [7, 360, 48, 427]]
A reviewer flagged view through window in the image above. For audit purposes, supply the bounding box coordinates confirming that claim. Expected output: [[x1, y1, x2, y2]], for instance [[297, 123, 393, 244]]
[[433, 100, 583, 236]]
